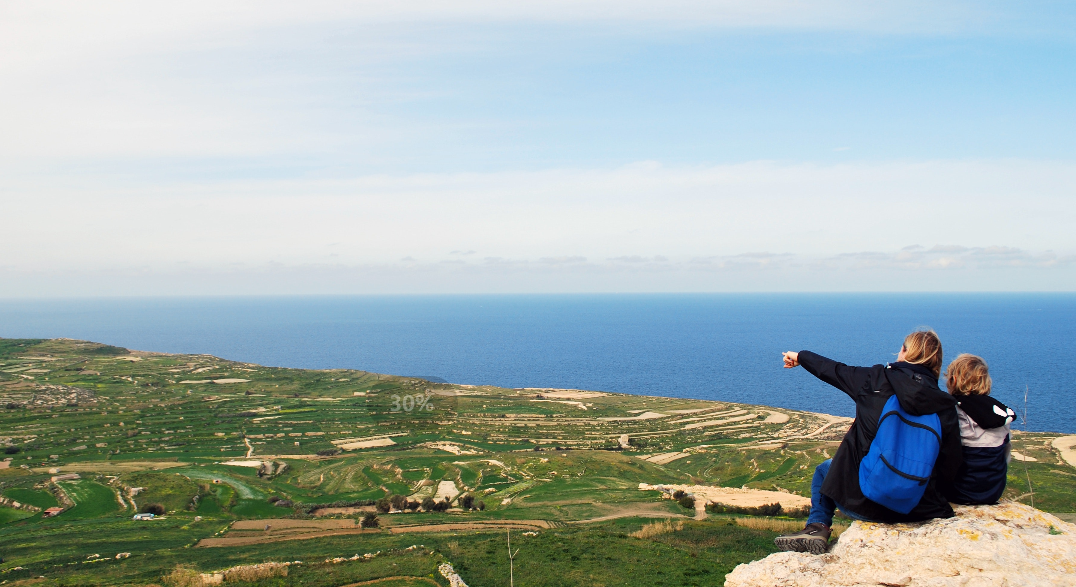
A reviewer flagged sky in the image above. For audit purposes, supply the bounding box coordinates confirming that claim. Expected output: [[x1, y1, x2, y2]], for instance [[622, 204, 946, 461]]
[[2, 0, 1076, 295]]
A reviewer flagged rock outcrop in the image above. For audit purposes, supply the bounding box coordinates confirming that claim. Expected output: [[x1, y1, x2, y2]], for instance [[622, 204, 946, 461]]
[[725, 503, 1075, 587]]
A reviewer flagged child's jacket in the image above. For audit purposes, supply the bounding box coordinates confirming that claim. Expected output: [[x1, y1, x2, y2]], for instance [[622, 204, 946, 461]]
[[944, 394, 1014, 505]]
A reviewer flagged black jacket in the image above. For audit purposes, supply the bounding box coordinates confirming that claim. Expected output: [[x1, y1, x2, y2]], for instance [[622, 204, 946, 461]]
[[943, 394, 1014, 505], [799, 351, 963, 523]]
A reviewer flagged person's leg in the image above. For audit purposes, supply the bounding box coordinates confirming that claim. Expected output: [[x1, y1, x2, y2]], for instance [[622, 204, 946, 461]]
[[775, 460, 834, 554], [835, 505, 879, 523], [806, 459, 837, 527]]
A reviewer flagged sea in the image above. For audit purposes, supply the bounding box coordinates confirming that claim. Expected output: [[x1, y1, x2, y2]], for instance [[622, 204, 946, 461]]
[[0, 294, 1072, 433]]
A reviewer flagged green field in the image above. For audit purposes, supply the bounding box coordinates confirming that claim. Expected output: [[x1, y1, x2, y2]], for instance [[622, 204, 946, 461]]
[[1, 337, 1073, 586]]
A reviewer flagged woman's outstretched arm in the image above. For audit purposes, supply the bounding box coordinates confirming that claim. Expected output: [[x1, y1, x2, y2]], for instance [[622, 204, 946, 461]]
[[785, 350, 872, 399]]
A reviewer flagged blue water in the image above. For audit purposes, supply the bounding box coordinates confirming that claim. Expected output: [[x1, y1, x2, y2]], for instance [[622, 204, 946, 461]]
[[0, 294, 1072, 433]]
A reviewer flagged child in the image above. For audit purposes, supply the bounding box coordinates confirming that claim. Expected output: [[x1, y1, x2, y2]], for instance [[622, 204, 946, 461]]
[[942, 354, 1015, 505]]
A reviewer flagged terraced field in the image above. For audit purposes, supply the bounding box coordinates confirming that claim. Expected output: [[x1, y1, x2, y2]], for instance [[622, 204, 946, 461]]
[[1, 337, 1074, 586]]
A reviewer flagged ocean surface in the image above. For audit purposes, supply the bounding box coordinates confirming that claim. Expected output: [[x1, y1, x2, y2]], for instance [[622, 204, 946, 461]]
[[0, 294, 1072, 433]]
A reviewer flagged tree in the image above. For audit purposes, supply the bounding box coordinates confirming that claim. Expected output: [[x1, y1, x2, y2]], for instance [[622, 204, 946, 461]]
[[390, 494, 408, 511], [361, 512, 379, 528], [678, 495, 695, 510], [375, 498, 391, 513], [672, 490, 686, 499], [459, 493, 475, 510], [3, 446, 19, 454], [406, 499, 420, 511], [476, 500, 486, 511], [140, 503, 165, 516], [421, 497, 436, 511]]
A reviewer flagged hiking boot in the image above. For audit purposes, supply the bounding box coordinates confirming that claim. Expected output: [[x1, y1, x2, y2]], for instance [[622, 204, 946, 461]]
[[774, 523, 831, 554]]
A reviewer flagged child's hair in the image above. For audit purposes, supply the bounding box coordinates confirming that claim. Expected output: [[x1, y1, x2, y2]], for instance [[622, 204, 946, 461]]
[[945, 354, 992, 396], [902, 329, 943, 378]]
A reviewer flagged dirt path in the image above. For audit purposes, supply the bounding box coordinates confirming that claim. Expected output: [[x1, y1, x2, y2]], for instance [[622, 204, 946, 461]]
[[198, 518, 552, 547], [570, 502, 688, 524], [338, 577, 440, 587], [639, 483, 811, 510], [197, 528, 378, 547], [389, 520, 551, 534], [232, 518, 356, 530], [1052, 435, 1076, 467]]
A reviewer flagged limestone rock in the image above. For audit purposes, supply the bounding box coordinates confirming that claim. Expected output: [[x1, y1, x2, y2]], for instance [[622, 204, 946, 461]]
[[725, 503, 1076, 587]]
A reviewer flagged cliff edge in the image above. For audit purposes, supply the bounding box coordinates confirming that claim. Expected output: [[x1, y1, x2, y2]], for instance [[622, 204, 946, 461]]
[[725, 502, 1075, 587]]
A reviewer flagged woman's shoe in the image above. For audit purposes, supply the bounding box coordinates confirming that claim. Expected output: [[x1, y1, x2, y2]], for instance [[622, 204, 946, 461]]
[[774, 523, 831, 554]]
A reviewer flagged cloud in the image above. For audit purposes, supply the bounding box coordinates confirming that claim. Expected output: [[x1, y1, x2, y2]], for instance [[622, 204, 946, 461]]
[[5, 159, 1075, 276], [825, 246, 1074, 271], [5, 243, 1073, 297]]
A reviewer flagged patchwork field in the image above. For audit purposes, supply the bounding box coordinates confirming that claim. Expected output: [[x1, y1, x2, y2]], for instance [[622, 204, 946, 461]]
[[1, 337, 1073, 586]]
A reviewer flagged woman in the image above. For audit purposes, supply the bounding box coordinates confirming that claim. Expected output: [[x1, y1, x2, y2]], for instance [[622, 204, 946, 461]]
[[774, 330, 963, 554]]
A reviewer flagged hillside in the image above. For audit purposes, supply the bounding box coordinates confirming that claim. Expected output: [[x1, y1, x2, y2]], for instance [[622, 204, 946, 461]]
[[2, 338, 1074, 586]]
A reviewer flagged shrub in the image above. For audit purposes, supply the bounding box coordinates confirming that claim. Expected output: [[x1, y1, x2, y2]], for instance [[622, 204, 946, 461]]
[[267, 495, 280, 503], [361, 512, 379, 528], [707, 502, 783, 516], [431, 498, 450, 512], [630, 519, 684, 539], [3, 445, 19, 454], [375, 498, 391, 513], [316, 448, 340, 456], [294, 499, 376, 514], [406, 499, 420, 511], [162, 565, 204, 587], [87, 344, 128, 356], [677, 495, 695, 509], [222, 563, 288, 582], [459, 493, 475, 510], [141, 503, 166, 516], [4, 403, 20, 410], [783, 505, 811, 518], [390, 494, 408, 511], [476, 500, 486, 511], [672, 489, 686, 499], [421, 497, 436, 511]]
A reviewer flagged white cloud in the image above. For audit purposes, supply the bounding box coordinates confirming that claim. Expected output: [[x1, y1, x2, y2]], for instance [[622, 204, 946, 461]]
[[2, 159, 1074, 295], [0, 1, 1008, 162]]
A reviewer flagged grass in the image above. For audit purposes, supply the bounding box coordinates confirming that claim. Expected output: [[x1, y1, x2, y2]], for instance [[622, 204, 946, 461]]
[[630, 518, 684, 538], [57, 480, 122, 519], [0, 506, 35, 525], [119, 471, 201, 513], [0, 336, 1072, 586], [3, 488, 58, 509], [445, 519, 780, 587]]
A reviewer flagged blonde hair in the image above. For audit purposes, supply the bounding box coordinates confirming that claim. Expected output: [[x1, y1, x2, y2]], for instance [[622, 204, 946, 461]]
[[902, 329, 943, 378], [945, 354, 992, 396]]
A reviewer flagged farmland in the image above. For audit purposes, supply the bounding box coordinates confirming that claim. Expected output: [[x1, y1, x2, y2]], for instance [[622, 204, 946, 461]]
[[1, 338, 1074, 586]]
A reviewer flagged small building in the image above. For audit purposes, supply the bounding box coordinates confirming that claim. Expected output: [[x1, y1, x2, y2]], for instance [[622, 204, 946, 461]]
[[132, 513, 155, 520], [42, 507, 64, 518]]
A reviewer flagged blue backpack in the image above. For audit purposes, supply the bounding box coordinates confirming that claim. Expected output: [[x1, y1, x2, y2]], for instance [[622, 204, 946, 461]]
[[859, 394, 943, 514]]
